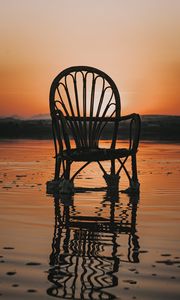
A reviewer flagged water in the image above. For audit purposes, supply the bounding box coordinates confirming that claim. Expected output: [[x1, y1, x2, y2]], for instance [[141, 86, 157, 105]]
[[0, 140, 180, 299]]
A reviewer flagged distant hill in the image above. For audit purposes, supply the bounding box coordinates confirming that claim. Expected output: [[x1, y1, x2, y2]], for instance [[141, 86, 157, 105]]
[[0, 115, 180, 141], [0, 117, 52, 139], [140, 115, 180, 140]]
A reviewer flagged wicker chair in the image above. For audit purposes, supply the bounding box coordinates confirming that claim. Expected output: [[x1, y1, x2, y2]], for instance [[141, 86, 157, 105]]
[[48, 66, 141, 194]]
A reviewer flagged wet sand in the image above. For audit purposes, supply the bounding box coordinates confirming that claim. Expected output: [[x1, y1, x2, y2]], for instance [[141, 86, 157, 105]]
[[0, 140, 180, 299]]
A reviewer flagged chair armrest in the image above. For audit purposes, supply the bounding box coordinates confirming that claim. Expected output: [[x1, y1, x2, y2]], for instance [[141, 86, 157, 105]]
[[117, 113, 141, 152]]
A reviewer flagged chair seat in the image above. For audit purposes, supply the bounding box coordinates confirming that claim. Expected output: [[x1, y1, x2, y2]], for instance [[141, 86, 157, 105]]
[[59, 148, 132, 162]]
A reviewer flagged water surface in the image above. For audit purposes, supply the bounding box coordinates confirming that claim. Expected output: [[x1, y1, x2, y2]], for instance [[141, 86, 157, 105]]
[[0, 140, 180, 299]]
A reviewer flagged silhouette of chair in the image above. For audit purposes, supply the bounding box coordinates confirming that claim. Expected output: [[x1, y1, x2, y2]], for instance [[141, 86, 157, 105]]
[[48, 66, 141, 194], [47, 192, 140, 299]]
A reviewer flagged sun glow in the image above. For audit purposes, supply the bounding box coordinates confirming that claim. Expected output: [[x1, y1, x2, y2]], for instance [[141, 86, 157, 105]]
[[0, 0, 180, 117]]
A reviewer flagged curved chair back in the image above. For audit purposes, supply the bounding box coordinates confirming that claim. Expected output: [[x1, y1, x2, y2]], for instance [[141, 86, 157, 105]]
[[49, 66, 121, 149]]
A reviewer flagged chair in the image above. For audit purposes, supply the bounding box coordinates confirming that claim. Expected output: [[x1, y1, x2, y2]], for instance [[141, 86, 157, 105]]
[[48, 66, 141, 194]]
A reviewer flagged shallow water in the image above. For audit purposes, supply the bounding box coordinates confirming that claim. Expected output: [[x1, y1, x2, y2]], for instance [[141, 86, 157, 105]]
[[0, 140, 180, 300]]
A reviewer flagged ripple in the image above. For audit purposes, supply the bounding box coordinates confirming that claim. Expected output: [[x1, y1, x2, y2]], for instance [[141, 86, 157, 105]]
[[6, 272, 16, 276], [156, 260, 180, 265], [3, 247, 15, 250], [26, 262, 41, 266], [27, 289, 37, 293]]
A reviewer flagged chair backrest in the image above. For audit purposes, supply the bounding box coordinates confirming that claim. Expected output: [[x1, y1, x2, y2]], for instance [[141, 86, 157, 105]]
[[49, 66, 121, 149]]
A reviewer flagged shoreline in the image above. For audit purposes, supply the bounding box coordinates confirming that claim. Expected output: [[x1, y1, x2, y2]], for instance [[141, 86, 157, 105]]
[[0, 138, 180, 144], [0, 115, 180, 141]]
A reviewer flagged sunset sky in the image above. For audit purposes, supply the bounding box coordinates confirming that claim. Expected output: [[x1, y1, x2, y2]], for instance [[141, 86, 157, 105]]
[[0, 0, 180, 117]]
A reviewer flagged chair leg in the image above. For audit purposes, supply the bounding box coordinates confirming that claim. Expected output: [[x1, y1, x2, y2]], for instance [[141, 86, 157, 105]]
[[130, 153, 140, 193], [111, 159, 116, 175], [103, 160, 120, 191], [64, 161, 71, 180], [121, 154, 140, 195], [46, 157, 61, 194], [59, 161, 74, 195], [54, 156, 61, 181]]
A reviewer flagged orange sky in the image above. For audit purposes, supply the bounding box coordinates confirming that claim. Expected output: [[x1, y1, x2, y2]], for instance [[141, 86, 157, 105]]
[[0, 0, 180, 117]]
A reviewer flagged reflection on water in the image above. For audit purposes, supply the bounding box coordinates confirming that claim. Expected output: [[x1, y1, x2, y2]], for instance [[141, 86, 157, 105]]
[[47, 192, 140, 299], [0, 141, 180, 299]]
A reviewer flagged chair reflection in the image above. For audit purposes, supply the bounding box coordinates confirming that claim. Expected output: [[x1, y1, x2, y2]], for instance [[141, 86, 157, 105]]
[[47, 192, 140, 299]]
